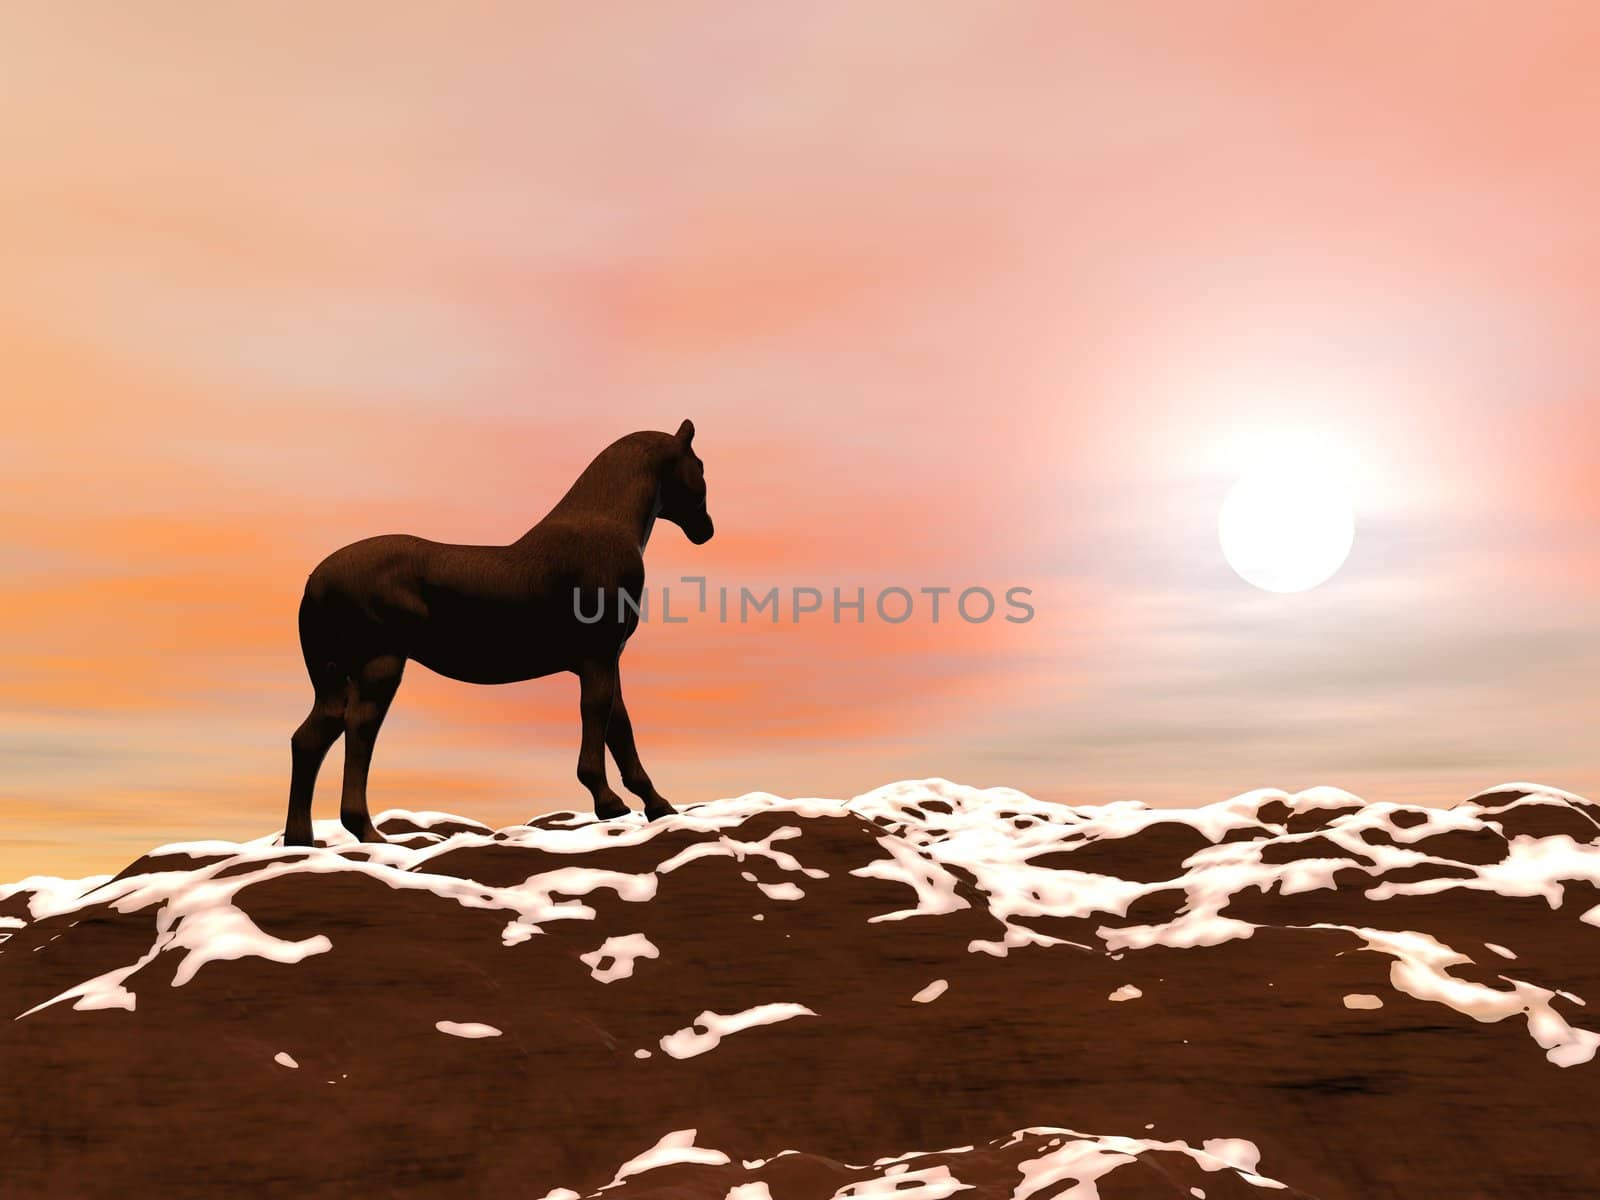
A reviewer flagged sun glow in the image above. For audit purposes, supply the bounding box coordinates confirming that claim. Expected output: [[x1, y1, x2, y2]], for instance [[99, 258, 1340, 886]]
[[1219, 455, 1355, 593]]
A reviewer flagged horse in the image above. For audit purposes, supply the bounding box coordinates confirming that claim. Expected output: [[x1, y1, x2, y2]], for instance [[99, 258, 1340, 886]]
[[283, 420, 713, 847]]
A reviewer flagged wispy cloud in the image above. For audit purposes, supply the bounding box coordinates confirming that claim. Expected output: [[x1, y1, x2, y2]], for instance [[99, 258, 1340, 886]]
[[2, 4, 1598, 877]]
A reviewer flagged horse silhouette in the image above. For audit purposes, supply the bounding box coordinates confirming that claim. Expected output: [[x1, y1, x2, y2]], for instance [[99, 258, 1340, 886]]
[[284, 420, 713, 846]]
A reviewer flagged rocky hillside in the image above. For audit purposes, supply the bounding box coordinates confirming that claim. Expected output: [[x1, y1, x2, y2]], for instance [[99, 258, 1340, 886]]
[[4, 779, 1600, 1198]]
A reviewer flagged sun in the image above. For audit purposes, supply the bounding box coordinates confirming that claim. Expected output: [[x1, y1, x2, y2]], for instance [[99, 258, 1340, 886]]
[[1219, 458, 1355, 593]]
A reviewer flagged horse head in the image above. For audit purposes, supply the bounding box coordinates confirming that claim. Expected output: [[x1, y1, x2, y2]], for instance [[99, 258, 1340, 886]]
[[660, 419, 714, 545]]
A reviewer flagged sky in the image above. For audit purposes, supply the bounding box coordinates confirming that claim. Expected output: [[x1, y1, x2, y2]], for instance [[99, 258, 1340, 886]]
[[3, 4, 1599, 878]]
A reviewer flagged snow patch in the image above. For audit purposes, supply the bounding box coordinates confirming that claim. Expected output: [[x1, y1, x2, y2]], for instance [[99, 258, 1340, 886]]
[[832, 1164, 970, 1198], [8, 779, 1600, 1072], [1201, 1138, 1262, 1174], [1325, 925, 1600, 1067], [606, 1129, 730, 1186], [999, 1128, 1286, 1198], [660, 1004, 816, 1060], [436, 1020, 502, 1039], [850, 837, 969, 923], [580, 933, 659, 983], [757, 881, 804, 901]]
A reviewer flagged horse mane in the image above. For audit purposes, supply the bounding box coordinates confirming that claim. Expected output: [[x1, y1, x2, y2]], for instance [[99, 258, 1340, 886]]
[[547, 430, 679, 521]]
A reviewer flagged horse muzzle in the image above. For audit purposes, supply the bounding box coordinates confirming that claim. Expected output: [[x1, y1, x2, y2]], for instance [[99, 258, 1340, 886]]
[[684, 510, 714, 545]]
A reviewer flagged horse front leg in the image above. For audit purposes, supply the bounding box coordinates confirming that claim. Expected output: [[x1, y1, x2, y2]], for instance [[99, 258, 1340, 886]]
[[576, 658, 629, 820], [605, 674, 677, 820]]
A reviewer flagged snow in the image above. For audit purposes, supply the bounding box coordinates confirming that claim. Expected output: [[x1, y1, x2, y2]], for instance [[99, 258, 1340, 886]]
[[999, 1129, 1286, 1198], [1467, 782, 1592, 806], [274, 1052, 299, 1068], [1201, 1138, 1262, 1174], [372, 809, 492, 833], [605, 1129, 730, 1186], [757, 881, 804, 901], [502, 920, 542, 946], [0, 873, 116, 922], [1328, 925, 1600, 1066], [436, 1021, 502, 1039], [656, 826, 828, 883], [17, 855, 333, 1018], [831, 1164, 970, 1198], [912, 979, 948, 1003], [659, 1004, 816, 1060], [1108, 985, 1142, 1002], [580, 933, 659, 983], [585, 1126, 1293, 1198], [850, 834, 971, 923], [8, 777, 1599, 1070]]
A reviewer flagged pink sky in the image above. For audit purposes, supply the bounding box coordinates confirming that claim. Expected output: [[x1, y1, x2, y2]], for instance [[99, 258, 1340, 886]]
[[3, 4, 1599, 877]]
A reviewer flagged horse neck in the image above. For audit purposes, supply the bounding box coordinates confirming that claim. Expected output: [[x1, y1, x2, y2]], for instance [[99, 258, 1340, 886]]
[[537, 439, 667, 549]]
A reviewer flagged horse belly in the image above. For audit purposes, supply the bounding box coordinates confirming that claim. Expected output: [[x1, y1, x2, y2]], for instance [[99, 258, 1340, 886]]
[[406, 607, 558, 683], [408, 583, 602, 683]]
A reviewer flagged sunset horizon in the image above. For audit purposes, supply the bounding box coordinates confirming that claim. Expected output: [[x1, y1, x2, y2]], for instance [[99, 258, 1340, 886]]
[[8, 9, 1600, 1199], [5, 5, 1599, 881]]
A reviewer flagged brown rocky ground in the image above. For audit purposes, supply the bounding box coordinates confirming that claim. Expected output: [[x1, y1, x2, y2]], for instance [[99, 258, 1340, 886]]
[[3, 779, 1598, 1198]]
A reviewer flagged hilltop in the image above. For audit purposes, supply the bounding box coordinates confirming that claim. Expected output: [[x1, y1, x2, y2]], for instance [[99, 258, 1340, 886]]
[[5, 780, 1600, 1198]]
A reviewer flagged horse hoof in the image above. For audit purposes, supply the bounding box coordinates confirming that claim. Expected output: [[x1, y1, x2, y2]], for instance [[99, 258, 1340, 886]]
[[645, 802, 677, 821], [595, 801, 630, 820], [283, 828, 315, 848]]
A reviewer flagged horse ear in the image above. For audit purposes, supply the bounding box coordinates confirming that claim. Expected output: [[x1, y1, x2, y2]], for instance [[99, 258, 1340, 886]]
[[675, 419, 695, 448]]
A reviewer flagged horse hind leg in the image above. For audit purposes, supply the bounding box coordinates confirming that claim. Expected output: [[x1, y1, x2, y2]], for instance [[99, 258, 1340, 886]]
[[285, 664, 349, 847], [339, 654, 406, 843]]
